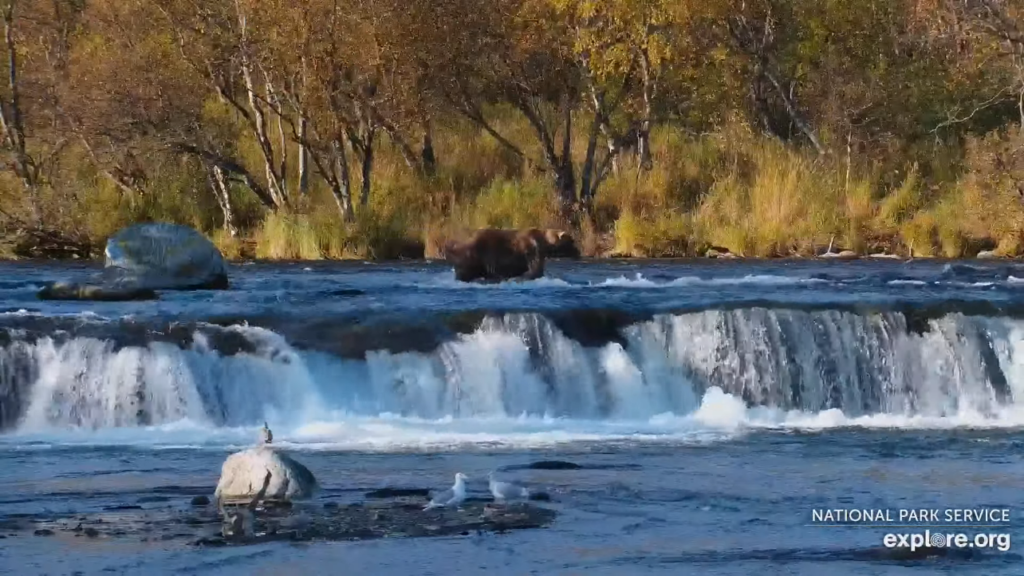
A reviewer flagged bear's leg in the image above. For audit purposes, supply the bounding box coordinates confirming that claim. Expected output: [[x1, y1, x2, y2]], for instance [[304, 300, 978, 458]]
[[522, 244, 545, 280]]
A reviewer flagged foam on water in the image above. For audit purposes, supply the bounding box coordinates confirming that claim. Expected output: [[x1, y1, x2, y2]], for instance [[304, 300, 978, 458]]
[[3, 308, 1024, 451], [594, 273, 829, 288], [415, 275, 574, 289], [414, 272, 834, 290]]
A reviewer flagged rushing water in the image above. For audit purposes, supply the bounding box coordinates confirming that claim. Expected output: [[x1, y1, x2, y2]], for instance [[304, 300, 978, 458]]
[[1, 258, 1024, 574]]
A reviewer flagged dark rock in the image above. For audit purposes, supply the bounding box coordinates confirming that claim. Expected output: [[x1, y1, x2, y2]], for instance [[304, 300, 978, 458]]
[[523, 461, 582, 470], [33, 529, 54, 536], [545, 310, 637, 348], [3, 500, 557, 548], [364, 488, 431, 499], [330, 323, 449, 358], [501, 461, 639, 472], [528, 492, 552, 501], [37, 282, 158, 302], [326, 289, 365, 297], [190, 495, 211, 506]]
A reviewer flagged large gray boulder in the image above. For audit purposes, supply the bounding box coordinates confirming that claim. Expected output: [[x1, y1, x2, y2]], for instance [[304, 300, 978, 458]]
[[214, 446, 318, 504], [104, 222, 228, 290], [37, 223, 228, 301]]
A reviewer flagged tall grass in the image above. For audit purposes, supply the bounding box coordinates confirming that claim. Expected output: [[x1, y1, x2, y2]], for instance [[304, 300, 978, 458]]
[[4, 114, 1023, 261]]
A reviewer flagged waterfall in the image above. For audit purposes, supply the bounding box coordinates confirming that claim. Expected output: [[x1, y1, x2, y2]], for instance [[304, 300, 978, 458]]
[[1, 309, 1022, 431]]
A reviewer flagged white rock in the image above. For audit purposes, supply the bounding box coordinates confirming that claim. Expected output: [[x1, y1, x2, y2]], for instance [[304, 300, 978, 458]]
[[976, 250, 999, 259], [819, 249, 859, 260], [214, 446, 318, 504], [104, 222, 228, 290]]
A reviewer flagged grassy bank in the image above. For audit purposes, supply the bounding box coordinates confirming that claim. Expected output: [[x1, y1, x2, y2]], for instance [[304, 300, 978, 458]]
[[2, 116, 1022, 262]]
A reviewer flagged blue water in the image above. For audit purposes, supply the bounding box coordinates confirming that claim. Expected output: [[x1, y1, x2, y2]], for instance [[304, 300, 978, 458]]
[[2, 258, 1022, 321], [1, 258, 1023, 575]]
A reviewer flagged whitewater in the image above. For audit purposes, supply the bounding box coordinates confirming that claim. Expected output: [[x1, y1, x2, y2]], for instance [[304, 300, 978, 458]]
[[1, 258, 1022, 575]]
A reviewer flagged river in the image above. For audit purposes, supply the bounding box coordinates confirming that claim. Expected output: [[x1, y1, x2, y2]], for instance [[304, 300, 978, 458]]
[[0, 258, 1022, 574]]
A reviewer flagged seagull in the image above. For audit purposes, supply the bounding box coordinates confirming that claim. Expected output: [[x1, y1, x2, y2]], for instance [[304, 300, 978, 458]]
[[488, 471, 530, 502], [260, 422, 273, 445], [423, 472, 469, 510]]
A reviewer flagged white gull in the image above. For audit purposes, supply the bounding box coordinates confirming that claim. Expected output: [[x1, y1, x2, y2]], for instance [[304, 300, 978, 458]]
[[488, 471, 530, 502], [423, 472, 469, 510]]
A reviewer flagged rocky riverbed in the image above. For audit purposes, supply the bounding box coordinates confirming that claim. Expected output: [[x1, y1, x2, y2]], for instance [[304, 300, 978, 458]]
[[1, 496, 557, 548]]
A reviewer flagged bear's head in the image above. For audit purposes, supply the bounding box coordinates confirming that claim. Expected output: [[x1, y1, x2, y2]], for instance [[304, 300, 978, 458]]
[[541, 229, 581, 258]]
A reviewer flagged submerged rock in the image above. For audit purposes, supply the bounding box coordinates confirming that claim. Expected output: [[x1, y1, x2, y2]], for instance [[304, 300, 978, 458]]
[[37, 281, 158, 302], [520, 460, 583, 470], [15, 496, 557, 548], [214, 446, 318, 504], [104, 222, 229, 290], [365, 488, 432, 499], [197, 501, 556, 546]]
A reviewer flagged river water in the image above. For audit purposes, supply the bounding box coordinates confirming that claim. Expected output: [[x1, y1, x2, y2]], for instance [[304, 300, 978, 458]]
[[1, 258, 1023, 575]]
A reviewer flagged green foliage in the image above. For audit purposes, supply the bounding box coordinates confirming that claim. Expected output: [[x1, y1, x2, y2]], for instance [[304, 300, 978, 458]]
[[463, 178, 555, 229], [5, 0, 1024, 261]]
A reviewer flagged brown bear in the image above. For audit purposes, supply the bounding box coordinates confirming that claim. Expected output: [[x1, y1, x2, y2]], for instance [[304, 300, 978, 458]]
[[443, 228, 579, 283], [524, 228, 581, 259]]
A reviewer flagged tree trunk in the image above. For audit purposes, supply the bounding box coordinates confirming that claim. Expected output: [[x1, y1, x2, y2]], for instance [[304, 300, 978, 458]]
[[172, 143, 278, 210], [209, 165, 237, 237], [556, 96, 576, 211], [236, 3, 287, 207], [728, 14, 825, 155], [331, 140, 355, 222], [242, 63, 287, 206], [554, 160, 576, 213], [760, 67, 824, 155], [302, 136, 354, 222], [579, 98, 605, 208], [637, 46, 654, 171], [298, 116, 309, 195], [421, 124, 436, 177], [0, 0, 35, 204], [358, 127, 376, 207], [273, 89, 288, 195]]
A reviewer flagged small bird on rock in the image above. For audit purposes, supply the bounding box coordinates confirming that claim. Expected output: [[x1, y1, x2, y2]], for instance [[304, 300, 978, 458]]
[[488, 471, 530, 502], [423, 472, 469, 510]]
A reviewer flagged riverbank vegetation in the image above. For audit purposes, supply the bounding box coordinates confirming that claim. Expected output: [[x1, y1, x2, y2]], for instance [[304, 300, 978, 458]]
[[1, 0, 1023, 260]]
